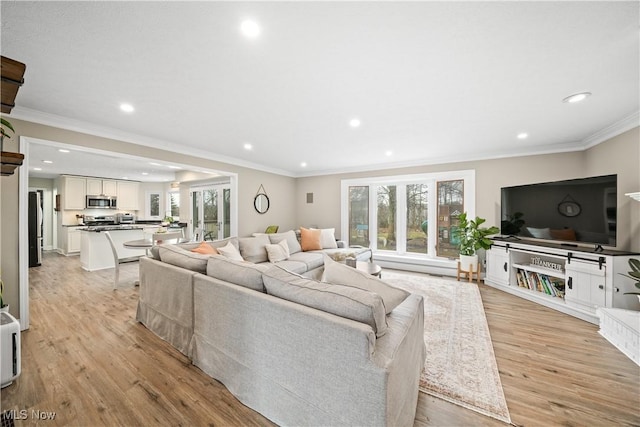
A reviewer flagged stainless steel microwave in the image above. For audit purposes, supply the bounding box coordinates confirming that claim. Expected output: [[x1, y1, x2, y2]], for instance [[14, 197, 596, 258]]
[[86, 195, 117, 209]]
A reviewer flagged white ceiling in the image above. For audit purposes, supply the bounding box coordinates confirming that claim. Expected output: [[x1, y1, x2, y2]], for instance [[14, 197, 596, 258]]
[[2, 1, 639, 178]]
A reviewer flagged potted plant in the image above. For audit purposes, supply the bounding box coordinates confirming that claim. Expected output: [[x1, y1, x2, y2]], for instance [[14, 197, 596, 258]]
[[453, 212, 499, 272], [621, 258, 640, 303], [1, 116, 15, 151]]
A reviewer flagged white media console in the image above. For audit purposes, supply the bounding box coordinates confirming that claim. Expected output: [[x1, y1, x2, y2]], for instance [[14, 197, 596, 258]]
[[485, 238, 640, 324]]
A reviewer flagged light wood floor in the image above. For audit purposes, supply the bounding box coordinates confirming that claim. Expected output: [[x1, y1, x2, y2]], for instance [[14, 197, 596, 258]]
[[2, 252, 639, 426]]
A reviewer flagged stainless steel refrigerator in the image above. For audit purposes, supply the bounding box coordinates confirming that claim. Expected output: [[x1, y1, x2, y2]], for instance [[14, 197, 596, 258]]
[[28, 191, 42, 267]]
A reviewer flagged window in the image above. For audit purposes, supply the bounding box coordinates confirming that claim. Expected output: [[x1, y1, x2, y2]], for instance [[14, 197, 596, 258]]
[[341, 170, 474, 260], [406, 183, 429, 254], [167, 191, 180, 220], [348, 186, 369, 247], [146, 191, 161, 219]]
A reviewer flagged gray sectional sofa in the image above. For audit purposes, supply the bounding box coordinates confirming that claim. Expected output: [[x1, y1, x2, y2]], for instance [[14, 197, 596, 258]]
[[136, 230, 426, 426]]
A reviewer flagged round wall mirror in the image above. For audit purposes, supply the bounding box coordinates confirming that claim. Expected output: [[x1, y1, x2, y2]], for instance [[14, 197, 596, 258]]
[[254, 193, 270, 214]]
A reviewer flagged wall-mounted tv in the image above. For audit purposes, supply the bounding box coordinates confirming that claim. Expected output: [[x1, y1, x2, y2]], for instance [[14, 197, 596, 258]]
[[500, 175, 617, 247]]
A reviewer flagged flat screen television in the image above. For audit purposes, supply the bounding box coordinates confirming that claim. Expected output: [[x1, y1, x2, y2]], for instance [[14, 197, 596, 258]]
[[500, 174, 617, 248]]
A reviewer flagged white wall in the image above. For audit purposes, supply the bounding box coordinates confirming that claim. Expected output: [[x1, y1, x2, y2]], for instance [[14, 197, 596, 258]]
[[295, 127, 639, 252]]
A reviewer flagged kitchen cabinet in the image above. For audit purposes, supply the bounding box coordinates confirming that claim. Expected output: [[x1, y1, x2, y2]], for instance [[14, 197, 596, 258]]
[[86, 178, 117, 196], [60, 175, 86, 210], [117, 181, 139, 210], [68, 227, 82, 253]]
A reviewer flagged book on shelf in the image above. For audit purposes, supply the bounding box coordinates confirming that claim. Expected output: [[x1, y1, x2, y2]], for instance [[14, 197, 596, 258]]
[[515, 268, 565, 298]]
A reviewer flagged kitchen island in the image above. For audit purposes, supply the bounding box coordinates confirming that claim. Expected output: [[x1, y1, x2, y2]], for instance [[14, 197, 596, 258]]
[[80, 227, 147, 271]]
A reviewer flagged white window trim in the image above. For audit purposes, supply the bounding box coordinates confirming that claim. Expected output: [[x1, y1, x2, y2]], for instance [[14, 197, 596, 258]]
[[341, 169, 476, 262], [145, 190, 162, 219], [166, 190, 180, 220]]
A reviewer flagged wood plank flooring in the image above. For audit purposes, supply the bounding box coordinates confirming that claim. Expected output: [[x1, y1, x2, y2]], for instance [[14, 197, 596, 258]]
[[2, 252, 639, 426]]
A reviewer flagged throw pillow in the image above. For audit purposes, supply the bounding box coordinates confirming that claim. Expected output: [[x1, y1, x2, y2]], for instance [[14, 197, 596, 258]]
[[322, 254, 409, 314], [313, 227, 338, 249], [262, 266, 387, 337], [216, 241, 244, 261], [300, 227, 322, 251], [265, 239, 290, 263], [239, 235, 270, 263], [268, 230, 302, 254], [191, 241, 218, 255]]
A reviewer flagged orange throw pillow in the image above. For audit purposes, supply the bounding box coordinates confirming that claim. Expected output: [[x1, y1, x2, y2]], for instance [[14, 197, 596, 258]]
[[191, 241, 218, 255], [300, 227, 322, 251]]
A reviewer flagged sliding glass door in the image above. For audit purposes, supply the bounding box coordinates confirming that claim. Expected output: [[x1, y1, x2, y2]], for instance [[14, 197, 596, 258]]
[[191, 184, 231, 241]]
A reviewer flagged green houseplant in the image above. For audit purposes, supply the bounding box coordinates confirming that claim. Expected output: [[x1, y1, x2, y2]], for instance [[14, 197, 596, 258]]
[[1, 116, 15, 152], [453, 212, 499, 271], [621, 258, 640, 301]]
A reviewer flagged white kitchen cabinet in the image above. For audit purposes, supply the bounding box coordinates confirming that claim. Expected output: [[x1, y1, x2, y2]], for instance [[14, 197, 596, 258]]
[[117, 181, 140, 210], [60, 176, 86, 210], [67, 227, 82, 253], [87, 178, 117, 196]]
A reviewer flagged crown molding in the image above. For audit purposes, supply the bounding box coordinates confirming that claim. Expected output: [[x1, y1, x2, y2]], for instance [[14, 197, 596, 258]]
[[8, 107, 296, 178], [8, 106, 638, 179], [581, 110, 640, 149]]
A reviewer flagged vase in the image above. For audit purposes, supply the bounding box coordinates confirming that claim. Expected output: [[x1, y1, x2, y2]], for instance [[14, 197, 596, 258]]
[[459, 254, 479, 272]]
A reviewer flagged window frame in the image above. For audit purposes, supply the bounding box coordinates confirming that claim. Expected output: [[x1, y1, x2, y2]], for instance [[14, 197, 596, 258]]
[[341, 170, 476, 260]]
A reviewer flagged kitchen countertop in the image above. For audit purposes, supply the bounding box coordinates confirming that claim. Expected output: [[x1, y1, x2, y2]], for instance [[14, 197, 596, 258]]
[[83, 225, 147, 232]]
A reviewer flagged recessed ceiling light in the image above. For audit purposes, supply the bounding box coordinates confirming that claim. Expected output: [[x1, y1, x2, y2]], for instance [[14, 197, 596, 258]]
[[349, 118, 361, 128], [562, 92, 591, 104], [120, 103, 135, 113], [240, 20, 260, 38], [168, 165, 181, 169], [300, 162, 307, 168], [141, 172, 149, 176], [58, 149, 70, 153], [33, 167, 42, 171], [517, 133, 528, 139], [243, 143, 253, 150], [122, 177, 129, 180], [42, 160, 53, 164], [385, 150, 393, 157], [149, 162, 161, 166]]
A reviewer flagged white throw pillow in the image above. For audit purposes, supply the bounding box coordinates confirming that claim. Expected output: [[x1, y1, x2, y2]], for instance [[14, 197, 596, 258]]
[[322, 254, 409, 314], [216, 241, 244, 261], [313, 228, 338, 249], [265, 239, 290, 263]]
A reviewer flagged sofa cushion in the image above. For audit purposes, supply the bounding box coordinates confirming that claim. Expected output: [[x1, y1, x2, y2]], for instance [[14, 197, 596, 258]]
[[262, 266, 387, 337], [268, 230, 302, 254], [272, 260, 308, 275], [300, 227, 322, 251], [265, 239, 290, 263], [322, 255, 409, 314], [207, 255, 269, 292], [217, 241, 244, 261], [158, 245, 211, 273], [239, 235, 271, 263], [191, 241, 218, 255], [287, 251, 324, 271]]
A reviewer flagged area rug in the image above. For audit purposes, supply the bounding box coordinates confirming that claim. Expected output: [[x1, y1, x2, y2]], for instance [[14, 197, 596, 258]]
[[383, 270, 512, 424]]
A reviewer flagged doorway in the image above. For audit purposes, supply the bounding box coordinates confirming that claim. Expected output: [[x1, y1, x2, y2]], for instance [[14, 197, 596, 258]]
[[191, 183, 232, 241]]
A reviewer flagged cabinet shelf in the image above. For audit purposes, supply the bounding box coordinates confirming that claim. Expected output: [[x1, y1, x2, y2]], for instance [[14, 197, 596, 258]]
[[512, 263, 564, 278], [485, 239, 640, 325], [1, 151, 25, 176]]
